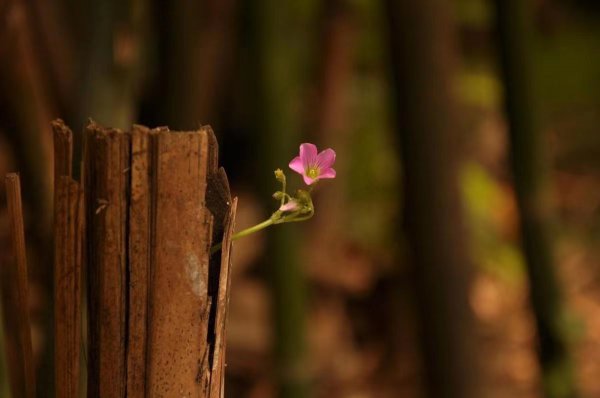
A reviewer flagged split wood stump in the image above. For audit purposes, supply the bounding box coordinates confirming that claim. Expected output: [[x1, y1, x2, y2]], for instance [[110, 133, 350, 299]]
[[52, 120, 237, 398]]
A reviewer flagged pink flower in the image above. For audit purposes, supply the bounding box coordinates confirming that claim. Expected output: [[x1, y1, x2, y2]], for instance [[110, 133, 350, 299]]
[[289, 143, 336, 185], [279, 200, 300, 212]]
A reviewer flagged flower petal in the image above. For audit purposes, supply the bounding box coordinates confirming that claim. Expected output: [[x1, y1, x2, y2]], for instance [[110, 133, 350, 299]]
[[316, 148, 336, 169], [303, 174, 317, 185], [289, 156, 305, 175], [319, 168, 336, 179], [299, 143, 318, 168]]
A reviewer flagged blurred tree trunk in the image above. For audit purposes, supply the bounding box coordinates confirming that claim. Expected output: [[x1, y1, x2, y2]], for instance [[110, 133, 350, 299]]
[[151, 0, 237, 130], [246, 1, 319, 397], [76, 0, 146, 132], [306, 0, 356, 277], [493, 1, 577, 397], [25, 0, 76, 117], [385, 1, 482, 397], [312, 0, 355, 139]]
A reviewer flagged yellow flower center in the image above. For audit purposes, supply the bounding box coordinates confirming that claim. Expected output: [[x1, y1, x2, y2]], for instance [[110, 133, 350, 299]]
[[307, 167, 320, 179]]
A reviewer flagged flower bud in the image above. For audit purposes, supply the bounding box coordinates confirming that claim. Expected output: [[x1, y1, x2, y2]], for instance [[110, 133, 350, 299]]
[[279, 200, 300, 212], [272, 191, 284, 200], [296, 189, 311, 203], [274, 168, 286, 183]]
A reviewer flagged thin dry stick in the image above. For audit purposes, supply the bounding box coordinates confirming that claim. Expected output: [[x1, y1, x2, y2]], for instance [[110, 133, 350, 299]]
[[3, 173, 36, 398]]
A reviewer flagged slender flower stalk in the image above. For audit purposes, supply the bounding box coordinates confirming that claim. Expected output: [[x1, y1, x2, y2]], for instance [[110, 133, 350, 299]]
[[211, 218, 274, 254]]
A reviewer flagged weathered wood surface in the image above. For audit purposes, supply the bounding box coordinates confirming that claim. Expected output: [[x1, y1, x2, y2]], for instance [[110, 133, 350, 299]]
[[80, 121, 234, 397], [53, 177, 83, 398], [85, 123, 131, 398], [1, 174, 35, 398], [147, 130, 215, 395], [53, 119, 84, 398], [52, 119, 73, 186], [0, 120, 239, 398], [126, 125, 156, 398]]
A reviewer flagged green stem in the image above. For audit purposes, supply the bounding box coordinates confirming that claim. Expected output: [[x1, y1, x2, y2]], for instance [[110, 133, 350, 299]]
[[210, 217, 275, 254], [281, 178, 287, 207], [232, 218, 275, 241]]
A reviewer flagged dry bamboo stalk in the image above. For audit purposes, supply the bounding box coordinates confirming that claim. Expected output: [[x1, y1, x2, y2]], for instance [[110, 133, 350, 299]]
[[53, 177, 83, 398], [1, 173, 35, 398], [146, 130, 215, 396], [126, 125, 164, 397], [85, 122, 130, 397]]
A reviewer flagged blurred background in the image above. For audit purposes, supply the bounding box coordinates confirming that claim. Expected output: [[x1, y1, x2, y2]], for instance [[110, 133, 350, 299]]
[[1, 0, 600, 397]]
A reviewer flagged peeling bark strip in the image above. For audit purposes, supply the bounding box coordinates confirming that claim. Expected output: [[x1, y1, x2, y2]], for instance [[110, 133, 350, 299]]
[[79, 120, 234, 397], [53, 177, 83, 398], [209, 197, 237, 398], [1, 174, 35, 398]]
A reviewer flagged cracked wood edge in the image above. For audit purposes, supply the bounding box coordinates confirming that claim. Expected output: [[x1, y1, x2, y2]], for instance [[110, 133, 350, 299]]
[[209, 197, 237, 398]]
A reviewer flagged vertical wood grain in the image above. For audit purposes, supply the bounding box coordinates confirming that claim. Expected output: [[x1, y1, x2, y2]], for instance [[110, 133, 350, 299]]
[[85, 123, 130, 398], [54, 177, 83, 398], [2, 174, 36, 398], [146, 130, 214, 396]]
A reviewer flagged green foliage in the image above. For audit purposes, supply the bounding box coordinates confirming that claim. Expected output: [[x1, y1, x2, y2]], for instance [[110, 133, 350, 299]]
[[458, 68, 502, 109], [533, 13, 600, 111], [346, 76, 399, 252], [461, 162, 525, 283], [455, 0, 493, 28], [343, 0, 400, 254], [543, 357, 578, 398]]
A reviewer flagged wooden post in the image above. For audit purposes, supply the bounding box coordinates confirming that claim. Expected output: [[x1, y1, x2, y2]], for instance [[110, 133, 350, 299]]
[[1, 174, 36, 398], [81, 120, 235, 397]]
